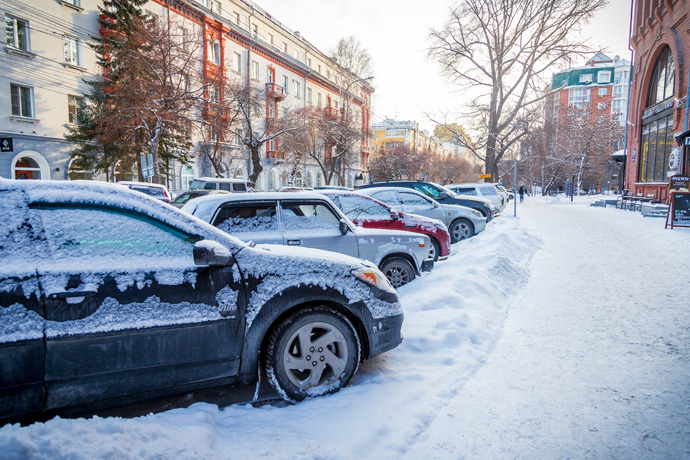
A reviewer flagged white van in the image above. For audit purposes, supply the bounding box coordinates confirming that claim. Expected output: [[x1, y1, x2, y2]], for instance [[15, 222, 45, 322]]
[[189, 177, 248, 192]]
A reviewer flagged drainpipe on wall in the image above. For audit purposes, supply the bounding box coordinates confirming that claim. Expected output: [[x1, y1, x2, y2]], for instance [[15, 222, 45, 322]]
[[621, 0, 636, 192], [245, 6, 257, 186]]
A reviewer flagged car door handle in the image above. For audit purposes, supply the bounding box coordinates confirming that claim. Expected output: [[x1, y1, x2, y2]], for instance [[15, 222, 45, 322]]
[[287, 239, 301, 245], [48, 291, 97, 300]]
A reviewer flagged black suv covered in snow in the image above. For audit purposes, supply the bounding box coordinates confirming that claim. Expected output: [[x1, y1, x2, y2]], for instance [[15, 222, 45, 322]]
[[0, 179, 403, 423], [358, 180, 496, 221]]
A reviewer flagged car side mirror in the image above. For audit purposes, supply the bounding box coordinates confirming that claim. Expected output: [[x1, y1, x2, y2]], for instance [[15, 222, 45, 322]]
[[432, 201, 439, 208], [339, 219, 349, 235], [438, 192, 449, 199], [390, 209, 400, 220], [193, 240, 234, 267]]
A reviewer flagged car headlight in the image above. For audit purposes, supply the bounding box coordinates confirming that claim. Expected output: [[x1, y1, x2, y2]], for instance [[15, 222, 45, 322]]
[[472, 210, 483, 218], [352, 267, 395, 292]]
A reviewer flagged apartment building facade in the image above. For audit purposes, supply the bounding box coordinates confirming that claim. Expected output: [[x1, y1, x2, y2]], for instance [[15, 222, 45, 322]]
[[371, 117, 454, 158], [1, 0, 374, 190], [545, 53, 631, 127]]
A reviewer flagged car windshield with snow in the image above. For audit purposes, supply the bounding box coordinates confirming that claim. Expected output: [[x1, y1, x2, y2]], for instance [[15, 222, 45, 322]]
[[319, 190, 452, 261], [0, 179, 404, 423], [358, 187, 487, 242], [182, 192, 433, 288]]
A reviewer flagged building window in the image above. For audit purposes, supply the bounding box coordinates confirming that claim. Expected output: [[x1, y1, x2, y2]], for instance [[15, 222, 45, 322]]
[[597, 71, 611, 84], [640, 114, 673, 182], [14, 156, 42, 180], [210, 0, 221, 14], [68, 95, 83, 123], [283, 75, 289, 93], [579, 73, 592, 83], [307, 58, 312, 68], [267, 32, 273, 44], [5, 15, 29, 51], [307, 87, 312, 103], [232, 11, 240, 25], [233, 52, 241, 73], [63, 36, 82, 66], [62, 0, 81, 6], [568, 87, 590, 109], [179, 27, 189, 50], [10, 83, 33, 118], [252, 61, 259, 80], [646, 46, 675, 106], [282, 42, 287, 53], [615, 72, 627, 85], [317, 92, 322, 107], [598, 88, 607, 97], [251, 23, 258, 37], [209, 39, 220, 65], [295, 81, 301, 98]]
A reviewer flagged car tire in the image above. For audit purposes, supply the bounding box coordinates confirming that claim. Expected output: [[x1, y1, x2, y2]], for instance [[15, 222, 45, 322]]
[[449, 218, 475, 242], [264, 307, 360, 402], [380, 257, 416, 288], [427, 237, 440, 262]]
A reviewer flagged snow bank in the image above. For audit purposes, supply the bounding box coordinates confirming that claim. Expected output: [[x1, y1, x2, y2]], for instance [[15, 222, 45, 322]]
[[0, 214, 540, 459]]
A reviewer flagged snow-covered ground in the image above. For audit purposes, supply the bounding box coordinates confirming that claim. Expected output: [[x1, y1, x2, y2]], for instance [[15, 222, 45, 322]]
[[2, 196, 689, 459]]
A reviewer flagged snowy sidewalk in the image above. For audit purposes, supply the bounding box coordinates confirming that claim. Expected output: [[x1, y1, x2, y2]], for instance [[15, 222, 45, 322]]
[[405, 197, 690, 459], [1, 197, 689, 460]]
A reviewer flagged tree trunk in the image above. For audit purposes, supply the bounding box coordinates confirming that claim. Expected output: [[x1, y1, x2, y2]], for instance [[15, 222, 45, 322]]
[[248, 144, 263, 186]]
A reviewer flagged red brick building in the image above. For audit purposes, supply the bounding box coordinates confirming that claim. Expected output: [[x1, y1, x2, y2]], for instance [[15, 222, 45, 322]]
[[624, 0, 690, 200]]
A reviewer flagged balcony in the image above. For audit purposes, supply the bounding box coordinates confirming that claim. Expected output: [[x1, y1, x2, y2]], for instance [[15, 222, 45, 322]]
[[265, 83, 286, 100], [324, 106, 339, 119]]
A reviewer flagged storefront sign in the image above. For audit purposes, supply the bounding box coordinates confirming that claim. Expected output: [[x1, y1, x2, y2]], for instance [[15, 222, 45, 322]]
[[642, 100, 674, 120], [666, 191, 690, 229], [0, 137, 12, 153], [632, 148, 636, 162], [669, 174, 690, 191]]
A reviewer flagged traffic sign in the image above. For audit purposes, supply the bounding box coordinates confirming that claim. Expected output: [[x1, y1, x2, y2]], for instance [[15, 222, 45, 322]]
[[478, 173, 491, 179]]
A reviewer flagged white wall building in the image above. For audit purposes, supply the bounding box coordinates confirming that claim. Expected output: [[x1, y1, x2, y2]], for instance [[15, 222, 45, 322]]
[[0, 0, 374, 190]]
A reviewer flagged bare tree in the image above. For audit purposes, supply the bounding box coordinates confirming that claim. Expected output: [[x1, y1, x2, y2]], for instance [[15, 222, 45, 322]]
[[557, 102, 624, 194], [428, 0, 605, 182], [329, 36, 374, 80]]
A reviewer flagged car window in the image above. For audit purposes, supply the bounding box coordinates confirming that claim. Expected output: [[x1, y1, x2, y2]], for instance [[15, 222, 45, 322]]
[[280, 201, 340, 231], [204, 182, 217, 190], [455, 187, 478, 196], [479, 186, 497, 195], [399, 192, 432, 209], [336, 195, 390, 220], [36, 205, 195, 261], [130, 186, 166, 198], [219, 183, 232, 191], [414, 183, 442, 199], [172, 192, 202, 205], [189, 180, 204, 191], [0, 190, 49, 263], [212, 203, 278, 233], [232, 183, 247, 192], [368, 190, 401, 208]]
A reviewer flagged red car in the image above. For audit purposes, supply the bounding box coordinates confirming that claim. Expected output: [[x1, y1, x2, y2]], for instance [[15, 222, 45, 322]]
[[321, 190, 452, 262]]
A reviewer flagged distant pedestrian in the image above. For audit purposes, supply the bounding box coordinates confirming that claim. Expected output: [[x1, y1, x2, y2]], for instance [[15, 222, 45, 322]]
[[519, 186, 524, 203]]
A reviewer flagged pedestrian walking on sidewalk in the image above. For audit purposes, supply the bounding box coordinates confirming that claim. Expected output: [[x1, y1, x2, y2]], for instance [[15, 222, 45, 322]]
[[519, 186, 524, 203]]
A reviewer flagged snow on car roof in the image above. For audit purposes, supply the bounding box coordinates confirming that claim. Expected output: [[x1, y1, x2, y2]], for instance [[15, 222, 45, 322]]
[[186, 191, 337, 207], [0, 179, 243, 249]]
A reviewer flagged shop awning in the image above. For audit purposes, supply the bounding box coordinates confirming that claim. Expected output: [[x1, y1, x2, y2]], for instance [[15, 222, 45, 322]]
[[612, 149, 626, 162], [675, 129, 690, 146]]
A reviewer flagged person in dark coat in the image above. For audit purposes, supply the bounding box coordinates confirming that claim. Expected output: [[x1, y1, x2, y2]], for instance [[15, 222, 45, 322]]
[[519, 185, 524, 202]]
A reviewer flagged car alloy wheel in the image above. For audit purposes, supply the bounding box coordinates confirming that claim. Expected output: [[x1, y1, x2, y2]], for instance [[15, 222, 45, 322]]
[[264, 307, 360, 402], [450, 218, 474, 242], [380, 257, 415, 288]]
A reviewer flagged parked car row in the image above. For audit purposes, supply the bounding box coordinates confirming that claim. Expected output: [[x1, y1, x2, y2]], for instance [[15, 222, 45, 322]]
[[0, 179, 403, 423], [0, 177, 504, 424]]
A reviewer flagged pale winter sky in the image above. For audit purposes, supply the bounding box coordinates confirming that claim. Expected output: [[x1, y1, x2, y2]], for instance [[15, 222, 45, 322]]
[[256, 0, 633, 133]]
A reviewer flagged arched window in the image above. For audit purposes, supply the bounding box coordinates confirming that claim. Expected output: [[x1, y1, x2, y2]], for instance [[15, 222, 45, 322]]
[[646, 47, 675, 107], [269, 169, 276, 190], [11, 151, 50, 180], [180, 165, 194, 190], [639, 46, 676, 182]]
